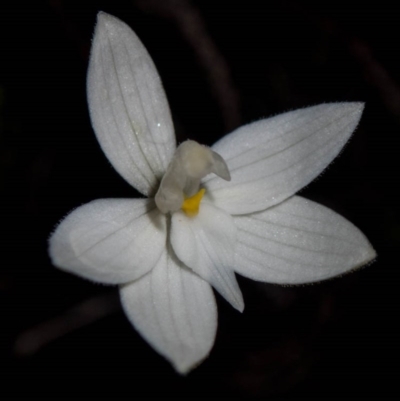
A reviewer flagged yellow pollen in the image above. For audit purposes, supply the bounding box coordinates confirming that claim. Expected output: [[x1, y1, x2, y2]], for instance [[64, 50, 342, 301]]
[[181, 188, 206, 217]]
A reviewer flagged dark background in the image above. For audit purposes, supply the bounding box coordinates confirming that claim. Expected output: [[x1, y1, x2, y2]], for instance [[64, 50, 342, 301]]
[[1, 0, 398, 399]]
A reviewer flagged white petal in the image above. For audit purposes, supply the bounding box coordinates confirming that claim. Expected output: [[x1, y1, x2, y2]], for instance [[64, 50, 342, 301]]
[[205, 103, 364, 215], [120, 247, 217, 374], [233, 196, 376, 284], [49, 199, 167, 284], [87, 12, 176, 196], [170, 203, 244, 311]]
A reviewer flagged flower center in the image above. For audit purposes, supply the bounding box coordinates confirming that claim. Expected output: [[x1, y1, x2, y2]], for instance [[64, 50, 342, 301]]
[[181, 188, 206, 217], [155, 140, 230, 215]]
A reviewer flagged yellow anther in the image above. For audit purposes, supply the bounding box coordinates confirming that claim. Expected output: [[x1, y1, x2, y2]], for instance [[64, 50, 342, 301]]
[[181, 188, 206, 217]]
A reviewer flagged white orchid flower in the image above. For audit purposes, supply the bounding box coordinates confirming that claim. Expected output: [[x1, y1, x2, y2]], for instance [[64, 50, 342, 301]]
[[49, 12, 376, 374]]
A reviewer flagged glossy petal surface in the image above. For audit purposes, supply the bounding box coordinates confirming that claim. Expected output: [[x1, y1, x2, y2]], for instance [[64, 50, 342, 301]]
[[205, 103, 364, 215], [171, 202, 244, 311], [233, 196, 376, 284], [120, 247, 217, 374], [49, 199, 166, 284], [88, 12, 176, 195]]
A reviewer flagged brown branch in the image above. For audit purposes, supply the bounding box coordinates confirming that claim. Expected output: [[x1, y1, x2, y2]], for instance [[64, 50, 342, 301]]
[[349, 37, 400, 120], [14, 291, 120, 356], [135, 0, 241, 131], [283, 0, 400, 121]]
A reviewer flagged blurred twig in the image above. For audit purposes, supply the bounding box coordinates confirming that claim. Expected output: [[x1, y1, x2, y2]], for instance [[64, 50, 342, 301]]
[[349, 37, 400, 119], [14, 291, 120, 356], [135, 0, 241, 131], [284, 0, 400, 121], [48, 0, 90, 61]]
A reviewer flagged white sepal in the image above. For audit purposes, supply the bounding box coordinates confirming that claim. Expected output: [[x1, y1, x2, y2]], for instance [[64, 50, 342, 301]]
[[171, 202, 244, 311], [87, 12, 176, 196], [205, 103, 364, 215], [120, 246, 217, 374], [233, 196, 376, 284], [49, 199, 167, 284]]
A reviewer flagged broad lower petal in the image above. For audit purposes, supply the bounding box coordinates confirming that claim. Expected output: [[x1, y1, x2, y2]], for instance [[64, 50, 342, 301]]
[[171, 203, 244, 311], [233, 196, 376, 284], [120, 247, 217, 374], [87, 12, 176, 196], [205, 103, 364, 215], [49, 199, 167, 284]]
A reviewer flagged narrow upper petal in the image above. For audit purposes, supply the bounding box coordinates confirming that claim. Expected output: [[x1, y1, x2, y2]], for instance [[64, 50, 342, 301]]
[[233, 196, 376, 284], [204, 103, 364, 215], [170, 202, 244, 311], [120, 246, 217, 374], [87, 12, 176, 196], [49, 199, 167, 284]]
